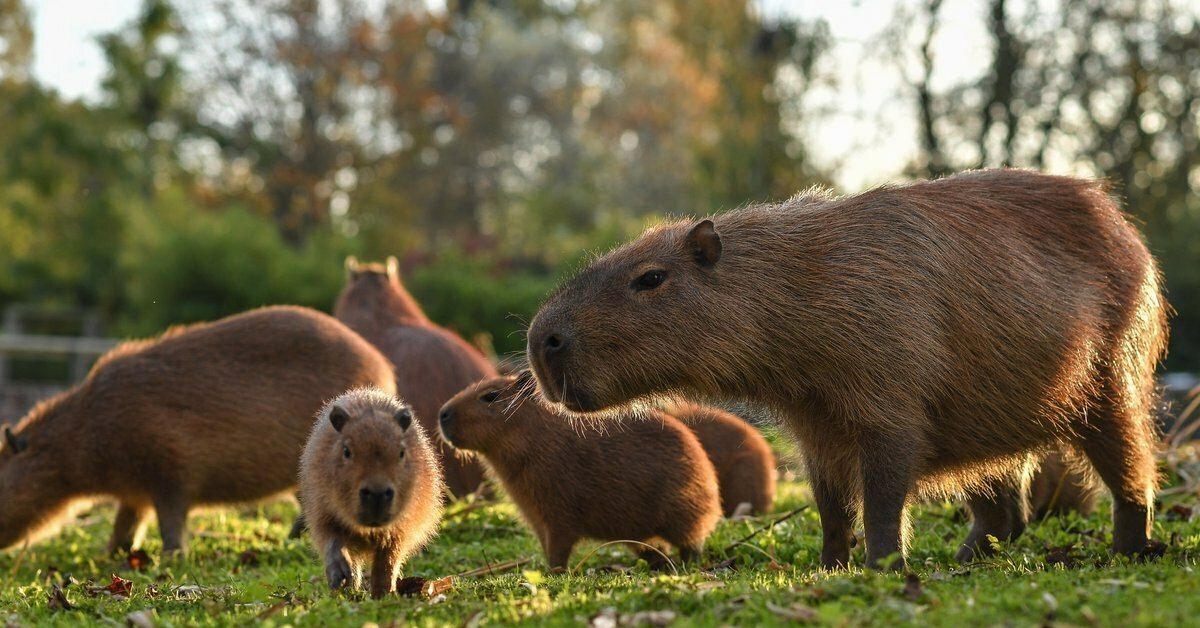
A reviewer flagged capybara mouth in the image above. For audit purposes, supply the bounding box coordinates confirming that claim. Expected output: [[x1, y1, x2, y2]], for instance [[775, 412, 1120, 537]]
[[357, 514, 393, 528], [558, 385, 605, 414]]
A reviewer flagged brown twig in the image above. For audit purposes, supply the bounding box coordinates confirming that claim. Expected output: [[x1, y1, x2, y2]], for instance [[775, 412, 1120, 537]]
[[721, 505, 809, 554], [453, 557, 532, 578]]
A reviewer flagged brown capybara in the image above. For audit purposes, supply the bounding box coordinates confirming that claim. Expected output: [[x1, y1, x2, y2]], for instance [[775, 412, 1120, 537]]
[[437, 373, 721, 570], [299, 388, 443, 599], [335, 256, 492, 498], [667, 403, 776, 517], [1029, 451, 1098, 519], [527, 169, 1167, 569], [0, 305, 396, 554]]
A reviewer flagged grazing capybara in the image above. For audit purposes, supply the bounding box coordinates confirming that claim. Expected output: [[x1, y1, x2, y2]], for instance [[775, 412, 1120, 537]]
[[527, 169, 1167, 569], [0, 306, 396, 554], [335, 256, 492, 498], [299, 388, 443, 599], [1029, 451, 1098, 519], [667, 403, 776, 517], [437, 373, 721, 570]]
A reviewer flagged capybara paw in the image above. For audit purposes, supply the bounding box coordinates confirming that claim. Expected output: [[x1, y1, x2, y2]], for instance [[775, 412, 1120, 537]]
[[326, 557, 354, 591]]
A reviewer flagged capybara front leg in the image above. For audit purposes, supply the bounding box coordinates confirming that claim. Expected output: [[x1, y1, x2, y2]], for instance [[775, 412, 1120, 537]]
[[107, 503, 150, 554], [153, 495, 189, 554], [808, 459, 857, 570], [859, 431, 916, 571], [369, 547, 399, 599], [543, 530, 577, 572], [288, 512, 307, 540], [956, 459, 1032, 563], [323, 537, 359, 591]]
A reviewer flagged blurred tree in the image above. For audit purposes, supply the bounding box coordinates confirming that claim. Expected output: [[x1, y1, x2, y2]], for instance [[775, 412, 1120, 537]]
[[0, 0, 32, 83]]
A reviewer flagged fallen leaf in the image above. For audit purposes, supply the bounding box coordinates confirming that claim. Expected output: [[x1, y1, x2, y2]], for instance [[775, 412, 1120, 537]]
[[87, 574, 133, 598], [1163, 504, 1195, 521], [902, 573, 923, 601], [766, 602, 818, 622], [421, 576, 454, 598], [125, 609, 156, 627], [767, 560, 789, 572], [47, 585, 74, 611], [1044, 542, 1080, 568], [172, 585, 202, 598], [127, 550, 152, 571], [395, 576, 426, 598]]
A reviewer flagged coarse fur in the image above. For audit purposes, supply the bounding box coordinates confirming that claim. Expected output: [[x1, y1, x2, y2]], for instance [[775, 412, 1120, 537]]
[[335, 256, 492, 498], [527, 169, 1167, 569], [0, 306, 396, 554], [1030, 450, 1098, 519], [437, 373, 721, 570], [299, 388, 443, 599], [667, 403, 776, 517]]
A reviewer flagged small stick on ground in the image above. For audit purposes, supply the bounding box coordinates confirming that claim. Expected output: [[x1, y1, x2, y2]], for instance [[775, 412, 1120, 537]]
[[453, 557, 532, 578], [721, 505, 808, 554]]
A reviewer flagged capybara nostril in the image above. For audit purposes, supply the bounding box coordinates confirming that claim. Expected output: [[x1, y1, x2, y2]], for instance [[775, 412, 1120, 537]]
[[543, 332, 566, 353], [439, 408, 452, 425], [359, 487, 372, 502], [383, 487, 395, 502]]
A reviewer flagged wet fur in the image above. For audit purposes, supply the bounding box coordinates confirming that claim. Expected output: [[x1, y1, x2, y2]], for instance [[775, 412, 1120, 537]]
[[0, 306, 396, 553], [335, 257, 492, 497], [527, 169, 1167, 568]]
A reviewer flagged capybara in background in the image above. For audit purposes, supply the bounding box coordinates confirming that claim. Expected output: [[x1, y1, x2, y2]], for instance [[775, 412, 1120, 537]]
[[668, 403, 776, 517], [527, 169, 1167, 568], [437, 373, 721, 570], [1029, 451, 1098, 519], [299, 388, 443, 599], [336, 256, 492, 498], [0, 306, 396, 554]]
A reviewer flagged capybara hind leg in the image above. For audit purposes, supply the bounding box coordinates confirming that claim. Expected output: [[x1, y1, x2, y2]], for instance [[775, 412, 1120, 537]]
[[1076, 409, 1156, 555], [808, 460, 857, 570], [543, 531, 577, 572], [860, 431, 916, 570], [956, 461, 1032, 563], [678, 543, 704, 565], [369, 547, 399, 599], [288, 513, 307, 540], [107, 503, 150, 554], [153, 495, 189, 554]]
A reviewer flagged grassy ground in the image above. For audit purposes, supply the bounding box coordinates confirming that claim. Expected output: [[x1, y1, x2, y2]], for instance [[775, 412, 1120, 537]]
[[3, 457, 1199, 628]]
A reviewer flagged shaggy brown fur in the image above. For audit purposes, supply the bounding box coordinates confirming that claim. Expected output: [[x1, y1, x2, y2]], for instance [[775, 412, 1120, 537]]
[[335, 256, 492, 498], [1030, 451, 1098, 519], [527, 169, 1167, 569], [667, 403, 776, 517], [299, 388, 444, 599], [0, 306, 396, 554], [437, 373, 721, 570]]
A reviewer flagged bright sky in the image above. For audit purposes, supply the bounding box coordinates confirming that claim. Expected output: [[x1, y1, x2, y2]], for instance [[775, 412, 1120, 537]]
[[26, 0, 988, 191]]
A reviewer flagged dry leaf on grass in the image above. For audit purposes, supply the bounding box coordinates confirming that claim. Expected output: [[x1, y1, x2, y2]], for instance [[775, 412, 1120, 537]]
[[86, 574, 133, 598], [422, 576, 454, 598], [47, 585, 74, 611]]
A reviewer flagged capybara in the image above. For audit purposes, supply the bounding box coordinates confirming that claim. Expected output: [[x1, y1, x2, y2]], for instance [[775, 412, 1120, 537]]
[[299, 388, 443, 599], [336, 256, 492, 498], [437, 373, 721, 570], [1029, 451, 1098, 519], [527, 169, 1167, 569], [0, 305, 396, 554], [668, 403, 776, 517]]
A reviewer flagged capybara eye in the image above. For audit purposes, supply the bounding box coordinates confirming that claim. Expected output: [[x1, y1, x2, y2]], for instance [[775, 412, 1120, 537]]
[[343, 446, 352, 460], [633, 270, 667, 291], [480, 391, 500, 403]]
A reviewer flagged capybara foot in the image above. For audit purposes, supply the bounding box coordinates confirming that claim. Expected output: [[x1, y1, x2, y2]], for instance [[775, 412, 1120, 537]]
[[326, 553, 354, 591]]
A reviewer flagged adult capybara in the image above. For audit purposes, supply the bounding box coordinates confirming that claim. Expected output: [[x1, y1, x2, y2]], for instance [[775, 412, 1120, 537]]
[[527, 169, 1167, 569], [336, 256, 492, 498], [668, 403, 776, 517], [1029, 451, 1098, 519], [299, 388, 443, 599], [437, 373, 721, 570], [0, 305, 395, 554]]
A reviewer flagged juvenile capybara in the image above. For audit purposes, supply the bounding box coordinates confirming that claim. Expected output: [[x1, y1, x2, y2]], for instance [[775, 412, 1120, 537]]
[[0, 305, 396, 554], [336, 256, 492, 498], [437, 373, 721, 570], [299, 388, 443, 599], [527, 169, 1167, 568], [1029, 451, 1098, 519], [668, 403, 776, 517]]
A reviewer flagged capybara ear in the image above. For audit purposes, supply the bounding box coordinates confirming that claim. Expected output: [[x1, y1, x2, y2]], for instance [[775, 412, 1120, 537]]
[[386, 256, 400, 281], [345, 256, 360, 279], [4, 426, 27, 453], [330, 406, 350, 432], [687, 219, 722, 267], [395, 407, 413, 431]]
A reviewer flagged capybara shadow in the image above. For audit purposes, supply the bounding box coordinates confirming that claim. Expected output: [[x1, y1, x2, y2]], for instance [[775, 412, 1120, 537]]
[[299, 388, 443, 599], [335, 256, 492, 498], [0, 305, 396, 554], [438, 373, 721, 571], [668, 403, 776, 517], [526, 169, 1167, 569]]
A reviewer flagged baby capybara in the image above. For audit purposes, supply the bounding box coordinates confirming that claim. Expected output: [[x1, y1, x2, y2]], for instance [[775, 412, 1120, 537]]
[[668, 403, 776, 517], [299, 388, 443, 599], [527, 169, 1167, 569], [1029, 451, 1098, 519], [336, 256, 492, 498], [0, 306, 395, 554], [437, 373, 721, 570]]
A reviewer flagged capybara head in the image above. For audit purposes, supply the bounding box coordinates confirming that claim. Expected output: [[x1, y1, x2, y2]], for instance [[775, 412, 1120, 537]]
[[336, 256, 426, 324], [438, 372, 537, 454], [527, 220, 727, 413], [307, 388, 435, 528]]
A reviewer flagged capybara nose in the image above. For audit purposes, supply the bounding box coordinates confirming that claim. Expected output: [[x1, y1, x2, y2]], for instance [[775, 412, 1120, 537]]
[[359, 486, 395, 508], [439, 407, 453, 426], [543, 332, 566, 354]]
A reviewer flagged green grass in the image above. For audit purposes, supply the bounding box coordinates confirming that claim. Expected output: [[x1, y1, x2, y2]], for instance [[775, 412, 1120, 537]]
[[2, 474, 1199, 626]]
